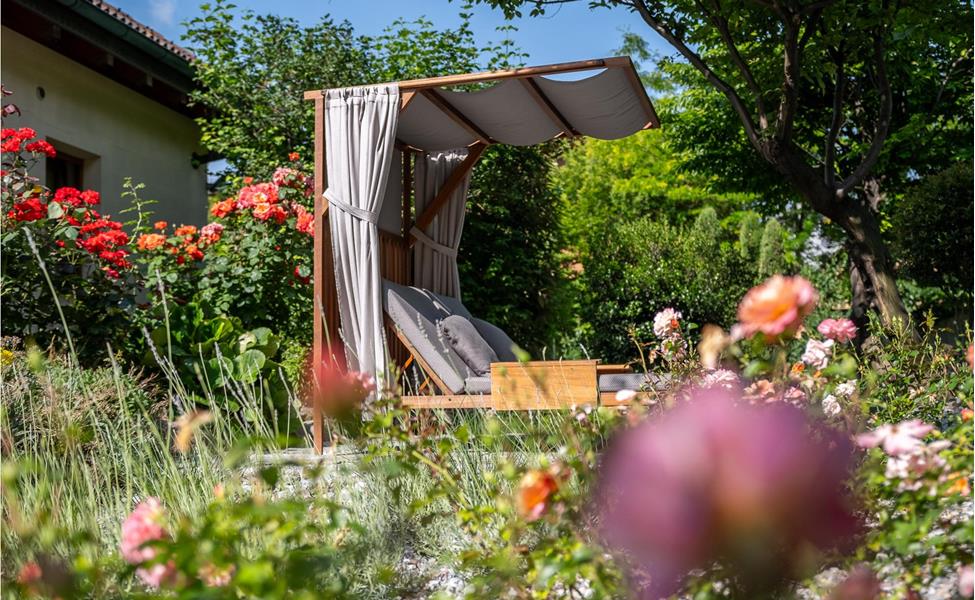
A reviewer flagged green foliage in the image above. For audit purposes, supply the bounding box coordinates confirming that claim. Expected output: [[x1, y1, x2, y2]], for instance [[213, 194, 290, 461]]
[[460, 144, 570, 354], [579, 208, 773, 362], [886, 162, 974, 320], [146, 302, 290, 420], [183, 0, 370, 179], [757, 218, 787, 279], [555, 130, 755, 256]]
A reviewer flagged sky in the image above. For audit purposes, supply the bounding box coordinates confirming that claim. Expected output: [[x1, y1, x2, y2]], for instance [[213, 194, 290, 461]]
[[113, 0, 672, 72]]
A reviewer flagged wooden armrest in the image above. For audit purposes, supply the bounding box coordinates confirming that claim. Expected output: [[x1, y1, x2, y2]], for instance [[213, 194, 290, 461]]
[[490, 360, 598, 410], [597, 363, 633, 375]]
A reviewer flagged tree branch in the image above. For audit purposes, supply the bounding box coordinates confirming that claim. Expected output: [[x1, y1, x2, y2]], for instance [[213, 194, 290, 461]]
[[823, 45, 845, 188], [625, 0, 763, 149], [700, 0, 769, 129], [837, 32, 892, 198], [774, 12, 801, 141]]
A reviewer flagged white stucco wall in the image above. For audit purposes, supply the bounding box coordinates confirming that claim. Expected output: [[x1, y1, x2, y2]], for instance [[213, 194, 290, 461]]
[[1, 27, 207, 226]]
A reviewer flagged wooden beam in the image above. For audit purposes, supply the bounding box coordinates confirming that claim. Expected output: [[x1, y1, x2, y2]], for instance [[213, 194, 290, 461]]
[[401, 149, 412, 239], [410, 143, 486, 240], [401, 394, 495, 409], [520, 78, 577, 137], [390, 325, 451, 394], [420, 89, 493, 145], [304, 57, 613, 99]]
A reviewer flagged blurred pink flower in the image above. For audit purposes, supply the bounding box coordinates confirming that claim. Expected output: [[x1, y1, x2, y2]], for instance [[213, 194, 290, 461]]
[[120, 498, 177, 588], [817, 318, 858, 343], [856, 420, 934, 456], [595, 389, 859, 598], [828, 564, 881, 600], [802, 339, 834, 370], [736, 275, 817, 340], [959, 564, 974, 597]]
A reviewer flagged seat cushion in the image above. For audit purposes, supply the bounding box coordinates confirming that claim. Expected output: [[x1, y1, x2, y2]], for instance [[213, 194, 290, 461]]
[[438, 315, 498, 376], [383, 280, 473, 394], [598, 372, 671, 392], [464, 376, 491, 395], [472, 317, 519, 362]]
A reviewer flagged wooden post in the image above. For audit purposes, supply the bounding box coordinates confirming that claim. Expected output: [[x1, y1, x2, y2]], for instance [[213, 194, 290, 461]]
[[311, 96, 342, 454]]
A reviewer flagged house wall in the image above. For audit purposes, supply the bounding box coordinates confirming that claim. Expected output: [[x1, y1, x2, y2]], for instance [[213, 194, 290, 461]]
[[2, 27, 207, 226]]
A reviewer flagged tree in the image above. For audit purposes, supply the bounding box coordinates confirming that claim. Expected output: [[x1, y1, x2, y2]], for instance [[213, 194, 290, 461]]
[[476, 0, 973, 331]]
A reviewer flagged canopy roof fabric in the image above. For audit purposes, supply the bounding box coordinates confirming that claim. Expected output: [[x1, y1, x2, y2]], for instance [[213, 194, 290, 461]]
[[305, 57, 659, 152]]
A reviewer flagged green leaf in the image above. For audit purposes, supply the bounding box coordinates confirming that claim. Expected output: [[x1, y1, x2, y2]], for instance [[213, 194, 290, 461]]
[[235, 348, 266, 383]]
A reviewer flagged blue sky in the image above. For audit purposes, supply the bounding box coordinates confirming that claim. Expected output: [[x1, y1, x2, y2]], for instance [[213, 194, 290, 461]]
[[114, 0, 671, 70]]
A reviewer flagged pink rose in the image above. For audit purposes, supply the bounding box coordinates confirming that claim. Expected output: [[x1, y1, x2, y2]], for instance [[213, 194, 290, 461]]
[[736, 275, 818, 340], [817, 318, 858, 343], [120, 498, 177, 588], [855, 420, 935, 457]]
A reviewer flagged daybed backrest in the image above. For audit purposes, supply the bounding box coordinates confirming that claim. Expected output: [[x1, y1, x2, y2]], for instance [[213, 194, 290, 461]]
[[382, 279, 474, 394]]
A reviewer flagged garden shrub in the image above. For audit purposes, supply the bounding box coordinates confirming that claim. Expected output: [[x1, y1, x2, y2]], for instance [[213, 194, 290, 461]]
[[578, 208, 786, 362], [1, 127, 145, 362], [887, 161, 974, 322]]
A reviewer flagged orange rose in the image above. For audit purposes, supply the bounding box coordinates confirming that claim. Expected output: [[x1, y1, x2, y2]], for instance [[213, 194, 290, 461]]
[[153, 220, 167, 230], [517, 468, 559, 521], [174, 225, 197, 237], [736, 275, 817, 341], [211, 199, 235, 218], [136, 233, 167, 251]]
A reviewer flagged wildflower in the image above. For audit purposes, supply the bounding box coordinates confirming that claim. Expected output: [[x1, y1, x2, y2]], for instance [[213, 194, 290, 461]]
[[802, 338, 834, 370], [698, 324, 730, 369], [17, 561, 42, 585], [699, 368, 738, 390], [294, 204, 314, 236], [136, 233, 167, 251], [24, 139, 56, 158], [828, 564, 881, 600], [958, 564, 974, 597], [288, 151, 300, 162], [822, 394, 842, 418], [517, 468, 559, 522], [817, 318, 858, 343], [198, 563, 235, 587], [783, 385, 807, 405], [856, 420, 934, 456], [211, 198, 235, 218], [199, 222, 224, 244], [962, 408, 973, 422], [173, 410, 212, 453], [153, 220, 167, 230], [7, 197, 46, 221], [121, 498, 178, 588], [743, 379, 776, 403], [174, 224, 197, 237], [652, 308, 682, 339], [945, 474, 970, 496], [736, 275, 817, 340], [884, 441, 950, 492], [615, 389, 637, 403], [596, 388, 859, 598], [834, 380, 857, 398]]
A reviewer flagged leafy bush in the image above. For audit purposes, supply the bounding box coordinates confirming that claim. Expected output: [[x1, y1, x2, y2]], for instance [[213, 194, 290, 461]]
[[578, 208, 790, 362], [887, 161, 974, 321]]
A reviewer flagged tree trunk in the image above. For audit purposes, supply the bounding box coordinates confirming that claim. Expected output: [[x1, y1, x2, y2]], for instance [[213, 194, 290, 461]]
[[835, 196, 913, 330], [767, 144, 914, 334]]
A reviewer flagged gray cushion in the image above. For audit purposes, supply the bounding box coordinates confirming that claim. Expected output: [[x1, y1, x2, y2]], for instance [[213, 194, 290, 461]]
[[472, 317, 519, 362], [464, 376, 491, 394], [598, 372, 672, 392], [430, 291, 473, 320], [383, 280, 473, 394], [438, 315, 498, 376]]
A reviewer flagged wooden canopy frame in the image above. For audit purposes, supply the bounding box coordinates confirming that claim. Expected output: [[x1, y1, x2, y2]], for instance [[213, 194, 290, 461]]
[[304, 57, 659, 452]]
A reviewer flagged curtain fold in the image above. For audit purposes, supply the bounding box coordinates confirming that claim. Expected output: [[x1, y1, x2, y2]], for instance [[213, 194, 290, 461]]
[[412, 149, 471, 298], [324, 84, 399, 379]]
